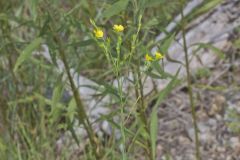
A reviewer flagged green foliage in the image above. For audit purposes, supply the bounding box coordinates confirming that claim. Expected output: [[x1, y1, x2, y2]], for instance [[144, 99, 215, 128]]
[[14, 37, 43, 72], [102, 0, 129, 19], [0, 0, 224, 159], [146, 0, 165, 7], [150, 69, 180, 160]]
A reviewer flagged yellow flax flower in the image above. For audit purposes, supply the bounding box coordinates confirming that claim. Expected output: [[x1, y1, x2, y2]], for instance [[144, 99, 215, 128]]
[[94, 28, 104, 38], [113, 24, 124, 32], [155, 52, 164, 60], [145, 54, 153, 61]]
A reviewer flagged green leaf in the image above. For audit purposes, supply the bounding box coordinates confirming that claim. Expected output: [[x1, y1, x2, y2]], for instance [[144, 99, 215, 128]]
[[102, 0, 129, 19], [159, 33, 175, 53], [146, 71, 164, 79], [30, 57, 52, 70], [0, 13, 8, 21], [0, 138, 6, 155], [192, 43, 225, 59], [154, 68, 180, 107], [146, 0, 165, 8], [52, 84, 63, 108], [186, 0, 223, 22], [193, 0, 223, 16], [14, 37, 43, 72], [49, 82, 64, 124], [151, 61, 173, 79], [143, 18, 159, 29], [150, 68, 180, 159], [158, 33, 184, 65], [81, 81, 125, 102], [28, 0, 38, 21], [64, 3, 82, 17], [150, 103, 158, 160], [67, 98, 77, 123]]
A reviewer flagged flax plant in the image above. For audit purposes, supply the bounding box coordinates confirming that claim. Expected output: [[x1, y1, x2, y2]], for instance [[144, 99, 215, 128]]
[[91, 13, 165, 159], [129, 15, 154, 159], [91, 19, 128, 159]]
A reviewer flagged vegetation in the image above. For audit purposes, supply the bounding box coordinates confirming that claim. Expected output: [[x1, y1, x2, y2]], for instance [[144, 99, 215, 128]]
[[0, 0, 234, 159]]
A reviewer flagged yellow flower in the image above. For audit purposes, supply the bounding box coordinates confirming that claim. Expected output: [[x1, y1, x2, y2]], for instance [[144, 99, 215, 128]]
[[113, 24, 124, 32], [145, 54, 153, 61], [155, 52, 164, 60], [94, 28, 104, 38]]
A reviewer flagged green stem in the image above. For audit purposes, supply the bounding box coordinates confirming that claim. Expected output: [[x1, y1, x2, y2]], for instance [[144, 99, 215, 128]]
[[53, 35, 102, 158], [45, 7, 102, 157], [135, 62, 153, 160], [117, 75, 127, 160], [180, 6, 201, 160], [115, 35, 127, 160]]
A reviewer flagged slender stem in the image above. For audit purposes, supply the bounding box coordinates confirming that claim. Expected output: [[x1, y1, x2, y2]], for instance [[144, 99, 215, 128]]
[[116, 75, 127, 160], [45, 7, 102, 157], [180, 6, 201, 160], [136, 65, 148, 130], [128, 13, 152, 159], [134, 61, 152, 160], [54, 35, 102, 158], [115, 35, 127, 159]]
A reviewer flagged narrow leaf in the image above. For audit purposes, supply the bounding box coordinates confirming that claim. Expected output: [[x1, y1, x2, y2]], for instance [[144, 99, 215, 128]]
[[160, 33, 175, 53], [14, 37, 43, 72], [52, 84, 63, 108], [67, 98, 77, 123], [192, 43, 225, 59], [102, 0, 129, 19], [146, 0, 165, 8], [150, 68, 180, 159], [154, 68, 180, 107], [150, 104, 158, 160], [151, 61, 174, 79]]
